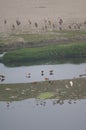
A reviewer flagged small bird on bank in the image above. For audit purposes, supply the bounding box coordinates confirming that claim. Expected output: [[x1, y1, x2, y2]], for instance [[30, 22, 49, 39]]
[[69, 81, 73, 86]]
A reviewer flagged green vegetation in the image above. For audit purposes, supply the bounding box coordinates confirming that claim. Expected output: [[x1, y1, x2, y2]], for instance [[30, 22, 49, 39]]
[[56, 30, 86, 37], [1, 42, 86, 66], [0, 30, 86, 66], [0, 78, 86, 101], [0, 30, 86, 51], [11, 33, 58, 43], [0, 32, 60, 47], [37, 92, 55, 99]]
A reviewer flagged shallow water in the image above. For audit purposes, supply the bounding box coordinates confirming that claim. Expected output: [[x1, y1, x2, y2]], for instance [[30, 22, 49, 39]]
[[0, 63, 86, 84], [0, 98, 86, 130]]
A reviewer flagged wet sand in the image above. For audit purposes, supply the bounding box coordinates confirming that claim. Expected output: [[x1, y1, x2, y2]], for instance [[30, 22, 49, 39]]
[[0, 0, 86, 33]]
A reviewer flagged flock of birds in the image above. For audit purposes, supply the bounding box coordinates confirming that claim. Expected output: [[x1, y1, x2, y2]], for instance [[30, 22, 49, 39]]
[[26, 70, 54, 81], [0, 70, 54, 83], [0, 69, 86, 83], [2, 17, 86, 32]]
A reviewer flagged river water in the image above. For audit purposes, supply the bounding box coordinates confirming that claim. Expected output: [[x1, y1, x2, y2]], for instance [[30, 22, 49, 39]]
[[0, 99, 86, 130], [0, 62, 86, 130], [0, 63, 86, 84]]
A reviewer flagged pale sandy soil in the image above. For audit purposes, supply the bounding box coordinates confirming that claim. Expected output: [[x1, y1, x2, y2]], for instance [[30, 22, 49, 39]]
[[0, 0, 86, 34]]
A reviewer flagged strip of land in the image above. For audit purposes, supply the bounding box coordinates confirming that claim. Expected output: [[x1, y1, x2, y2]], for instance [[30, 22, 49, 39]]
[[0, 30, 86, 66], [0, 78, 86, 101]]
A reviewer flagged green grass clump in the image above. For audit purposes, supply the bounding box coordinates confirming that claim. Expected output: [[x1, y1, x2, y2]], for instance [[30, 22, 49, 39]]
[[37, 92, 55, 99], [1, 42, 86, 66]]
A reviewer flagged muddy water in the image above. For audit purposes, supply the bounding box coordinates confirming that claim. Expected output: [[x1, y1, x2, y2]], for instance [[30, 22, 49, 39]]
[[0, 99, 86, 130], [0, 63, 86, 84]]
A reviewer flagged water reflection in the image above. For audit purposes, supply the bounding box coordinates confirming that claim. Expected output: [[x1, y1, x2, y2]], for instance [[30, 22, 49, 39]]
[[34, 99, 83, 107], [0, 98, 86, 130], [1, 98, 85, 110]]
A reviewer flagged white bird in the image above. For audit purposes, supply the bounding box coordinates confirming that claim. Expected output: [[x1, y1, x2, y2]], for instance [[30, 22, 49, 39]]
[[69, 81, 73, 86]]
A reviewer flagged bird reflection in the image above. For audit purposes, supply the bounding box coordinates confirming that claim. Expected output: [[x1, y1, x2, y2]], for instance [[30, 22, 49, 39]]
[[41, 70, 44, 76], [6, 102, 10, 108], [49, 70, 54, 75], [53, 99, 64, 105], [26, 73, 31, 78], [35, 99, 46, 106]]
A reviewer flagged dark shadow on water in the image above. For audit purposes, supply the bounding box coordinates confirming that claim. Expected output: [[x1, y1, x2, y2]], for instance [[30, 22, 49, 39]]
[[2, 57, 86, 67]]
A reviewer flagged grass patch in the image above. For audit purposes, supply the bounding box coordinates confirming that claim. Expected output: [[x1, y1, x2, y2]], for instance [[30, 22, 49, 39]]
[[11, 33, 59, 43], [37, 92, 55, 99], [58, 30, 86, 37], [0, 30, 86, 66], [1, 42, 86, 66], [0, 30, 86, 46]]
